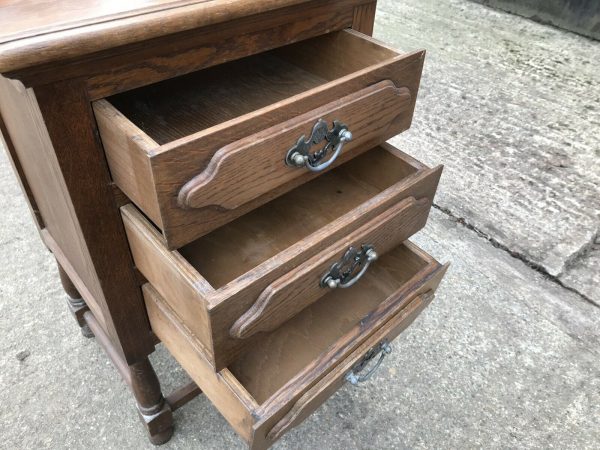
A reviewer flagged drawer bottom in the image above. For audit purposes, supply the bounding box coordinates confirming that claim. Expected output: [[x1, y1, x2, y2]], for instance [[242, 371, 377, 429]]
[[145, 242, 448, 449]]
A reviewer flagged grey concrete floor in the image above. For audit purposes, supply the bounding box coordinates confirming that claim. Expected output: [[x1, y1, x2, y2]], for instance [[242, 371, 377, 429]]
[[1, 0, 599, 449]]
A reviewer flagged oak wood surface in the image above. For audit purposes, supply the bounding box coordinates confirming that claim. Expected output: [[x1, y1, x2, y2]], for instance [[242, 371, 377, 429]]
[[123, 144, 443, 369], [85, 0, 357, 99], [0, 3, 410, 446], [93, 100, 162, 223], [4, 0, 362, 95], [207, 153, 441, 371], [253, 244, 447, 418], [0, 0, 195, 42], [177, 82, 411, 211], [229, 195, 431, 339], [250, 263, 448, 450], [33, 79, 154, 363], [108, 54, 326, 144], [0, 76, 109, 330], [352, 1, 378, 35], [105, 30, 399, 143], [143, 239, 447, 448], [0, 0, 343, 74], [95, 30, 426, 248], [229, 244, 431, 403], [122, 205, 214, 356], [144, 284, 258, 442], [0, 110, 43, 229], [0, 75, 154, 362], [273, 29, 398, 78], [264, 292, 432, 443], [184, 146, 428, 288]]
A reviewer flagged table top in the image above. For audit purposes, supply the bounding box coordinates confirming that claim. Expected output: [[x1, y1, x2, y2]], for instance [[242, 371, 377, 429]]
[[0, 0, 312, 74]]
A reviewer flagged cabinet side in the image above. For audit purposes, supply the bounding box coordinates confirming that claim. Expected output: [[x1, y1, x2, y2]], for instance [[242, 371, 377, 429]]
[[0, 76, 154, 363]]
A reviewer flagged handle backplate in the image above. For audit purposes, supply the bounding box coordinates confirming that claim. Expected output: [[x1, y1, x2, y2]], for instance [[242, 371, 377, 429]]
[[345, 340, 392, 385], [285, 119, 352, 172], [320, 244, 378, 289]]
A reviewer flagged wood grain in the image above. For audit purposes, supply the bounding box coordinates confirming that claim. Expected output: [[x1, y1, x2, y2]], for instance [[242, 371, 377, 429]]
[[229, 244, 434, 403], [143, 284, 257, 443], [0, 76, 108, 332], [94, 100, 163, 226], [177, 82, 411, 211], [85, 0, 356, 99], [108, 54, 326, 144], [250, 262, 449, 450], [4, 0, 359, 97], [352, 1, 378, 36], [181, 146, 426, 288], [0, 2, 440, 446], [0, 75, 155, 363], [121, 204, 214, 360], [229, 195, 431, 339], [144, 242, 447, 448], [0, 0, 193, 42], [157, 45, 425, 249], [33, 79, 155, 364], [273, 28, 398, 79], [207, 159, 442, 371], [124, 144, 443, 370], [265, 291, 432, 442], [0, 105, 44, 229], [0, 0, 345, 75], [95, 30, 426, 248]]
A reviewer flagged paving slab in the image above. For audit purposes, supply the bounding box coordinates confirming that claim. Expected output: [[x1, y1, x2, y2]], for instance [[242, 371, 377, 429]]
[[378, 0, 600, 302], [1, 145, 599, 449]]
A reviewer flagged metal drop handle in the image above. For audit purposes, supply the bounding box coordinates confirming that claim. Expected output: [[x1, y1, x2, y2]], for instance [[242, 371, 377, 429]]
[[285, 119, 353, 172], [345, 340, 392, 385], [320, 245, 378, 289]]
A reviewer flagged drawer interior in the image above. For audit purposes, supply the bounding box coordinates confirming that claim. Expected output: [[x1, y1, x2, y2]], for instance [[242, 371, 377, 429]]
[[106, 30, 399, 144], [145, 236, 445, 444], [179, 146, 420, 289], [227, 243, 429, 404]]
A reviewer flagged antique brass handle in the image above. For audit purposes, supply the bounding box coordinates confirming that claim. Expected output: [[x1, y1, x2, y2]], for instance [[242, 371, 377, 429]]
[[320, 244, 378, 289], [285, 119, 352, 172], [345, 340, 392, 385]]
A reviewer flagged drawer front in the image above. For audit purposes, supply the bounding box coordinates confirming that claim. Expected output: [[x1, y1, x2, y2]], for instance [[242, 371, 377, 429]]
[[258, 291, 436, 447], [230, 195, 431, 339], [177, 81, 411, 211], [96, 30, 426, 249]]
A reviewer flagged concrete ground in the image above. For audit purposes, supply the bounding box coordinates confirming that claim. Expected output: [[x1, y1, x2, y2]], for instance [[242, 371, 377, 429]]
[[1, 0, 599, 449]]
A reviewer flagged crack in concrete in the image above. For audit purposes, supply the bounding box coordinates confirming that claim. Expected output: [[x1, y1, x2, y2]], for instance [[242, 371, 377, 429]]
[[0, 236, 22, 247], [432, 203, 600, 308], [558, 228, 600, 277]]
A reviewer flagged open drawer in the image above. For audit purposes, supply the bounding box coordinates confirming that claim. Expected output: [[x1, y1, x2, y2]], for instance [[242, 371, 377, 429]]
[[122, 143, 443, 370], [95, 29, 426, 248], [144, 240, 448, 449]]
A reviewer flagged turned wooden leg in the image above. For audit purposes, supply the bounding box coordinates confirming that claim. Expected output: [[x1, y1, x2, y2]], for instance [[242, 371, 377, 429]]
[[130, 358, 174, 445], [57, 261, 94, 338], [83, 311, 175, 445]]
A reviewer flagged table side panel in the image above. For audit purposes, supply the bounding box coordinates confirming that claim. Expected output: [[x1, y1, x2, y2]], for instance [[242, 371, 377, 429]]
[[0, 76, 110, 331]]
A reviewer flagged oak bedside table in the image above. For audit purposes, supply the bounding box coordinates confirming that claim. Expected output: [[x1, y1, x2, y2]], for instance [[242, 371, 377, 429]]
[[0, 1, 447, 448]]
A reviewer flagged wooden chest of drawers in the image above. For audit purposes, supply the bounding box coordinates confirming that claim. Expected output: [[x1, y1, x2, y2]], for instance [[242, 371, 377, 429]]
[[0, 1, 447, 448]]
